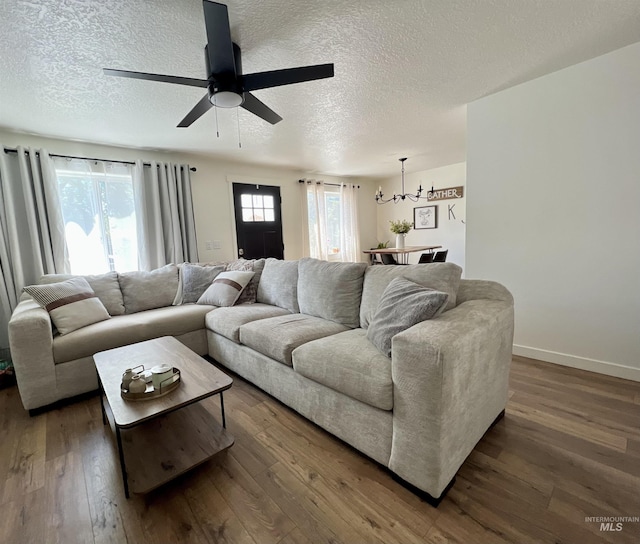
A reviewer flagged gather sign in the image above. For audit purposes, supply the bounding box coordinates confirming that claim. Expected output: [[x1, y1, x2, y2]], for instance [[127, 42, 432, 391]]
[[426, 186, 464, 201]]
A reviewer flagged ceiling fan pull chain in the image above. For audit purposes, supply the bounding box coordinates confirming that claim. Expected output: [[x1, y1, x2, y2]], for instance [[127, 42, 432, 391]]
[[213, 95, 220, 138], [236, 107, 242, 149]]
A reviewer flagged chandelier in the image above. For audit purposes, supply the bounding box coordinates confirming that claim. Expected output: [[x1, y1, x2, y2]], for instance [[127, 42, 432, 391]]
[[375, 158, 433, 204]]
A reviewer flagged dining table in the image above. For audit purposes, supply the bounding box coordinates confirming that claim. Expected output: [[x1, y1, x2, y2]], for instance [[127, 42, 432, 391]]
[[362, 245, 442, 265]]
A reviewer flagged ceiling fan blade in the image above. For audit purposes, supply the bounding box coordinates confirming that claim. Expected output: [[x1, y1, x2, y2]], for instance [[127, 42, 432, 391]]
[[241, 93, 282, 125], [241, 63, 334, 92], [177, 94, 214, 127], [203, 0, 236, 78], [103, 68, 208, 88]]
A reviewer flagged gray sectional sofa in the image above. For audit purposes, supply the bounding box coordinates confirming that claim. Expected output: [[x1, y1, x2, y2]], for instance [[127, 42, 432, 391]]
[[8, 257, 514, 502]]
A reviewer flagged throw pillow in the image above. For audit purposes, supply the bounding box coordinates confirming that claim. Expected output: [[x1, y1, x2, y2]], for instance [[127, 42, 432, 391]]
[[226, 258, 266, 304], [197, 270, 255, 307], [23, 277, 111, 335], [177, 264, 226, 304], [359, 262, 462, 328], [118, 264, 179, 314], [366, 277, 449, 357], [38, 272, 125, 315]]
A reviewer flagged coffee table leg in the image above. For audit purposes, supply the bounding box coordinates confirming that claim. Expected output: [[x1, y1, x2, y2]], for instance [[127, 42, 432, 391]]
[[97, 372, 106, 425], [116, 426, 130, 498], [220, 392, 226, 429]]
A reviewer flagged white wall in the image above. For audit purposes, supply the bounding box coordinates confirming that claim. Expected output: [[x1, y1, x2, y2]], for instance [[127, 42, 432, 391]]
[[467, 42, 640, 381], [375, 162, 466, 268], [0, 129, 377, 264]]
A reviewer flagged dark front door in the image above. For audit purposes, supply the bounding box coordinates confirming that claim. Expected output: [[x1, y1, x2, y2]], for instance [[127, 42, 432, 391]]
[[232, 183, 284, 259]]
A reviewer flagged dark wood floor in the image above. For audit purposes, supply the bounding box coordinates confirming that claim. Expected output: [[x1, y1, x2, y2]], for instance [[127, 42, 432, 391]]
[[0, 355, 639, 544]]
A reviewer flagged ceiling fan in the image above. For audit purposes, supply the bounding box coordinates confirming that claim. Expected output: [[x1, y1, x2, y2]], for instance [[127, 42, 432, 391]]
[[103, 0, 334, 126]]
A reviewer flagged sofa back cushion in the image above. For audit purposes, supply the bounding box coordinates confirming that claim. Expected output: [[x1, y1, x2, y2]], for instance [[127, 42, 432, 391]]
[[297, 258, 368, 328], [39, 272, 125, 316], [119, 264, 179, 314], [257, 258, 300, 313], [359, 262, 462, 328]]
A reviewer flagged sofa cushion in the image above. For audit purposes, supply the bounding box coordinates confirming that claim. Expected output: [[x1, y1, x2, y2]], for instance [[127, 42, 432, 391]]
[[24, 277, 111, 335], [197, 270, 254, 306], [367, 277, 449, 357], [256, 258, 299, 313], [54, 304, 216, 363], [178, 263, 225, 304], [39, 272, 125, 316], [239, 314, 348, 366], [205, 303, 291, 343], [292, 329, 393, 411], [119, 264, 179, 314], [297, 258, 367, 328], [226, 258, 265, 304], [360, 262, 462, 328]]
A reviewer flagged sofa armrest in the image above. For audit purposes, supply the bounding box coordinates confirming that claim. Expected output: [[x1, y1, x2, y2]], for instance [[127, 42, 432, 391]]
[[8, 299, 58, 410], [389, 298, 514, 498]]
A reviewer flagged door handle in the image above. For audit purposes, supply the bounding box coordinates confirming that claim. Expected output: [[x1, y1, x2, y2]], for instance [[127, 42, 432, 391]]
[[239, 248, 244, 256]]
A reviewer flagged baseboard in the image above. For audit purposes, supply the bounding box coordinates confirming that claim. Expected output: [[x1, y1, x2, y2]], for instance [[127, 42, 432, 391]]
[[513, 345, 640, 382]]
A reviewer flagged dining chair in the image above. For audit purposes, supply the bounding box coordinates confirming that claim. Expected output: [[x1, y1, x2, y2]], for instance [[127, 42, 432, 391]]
[[418, 253, 434, 263], [381, 253, 398, 265], [433, 249, 448, 262]]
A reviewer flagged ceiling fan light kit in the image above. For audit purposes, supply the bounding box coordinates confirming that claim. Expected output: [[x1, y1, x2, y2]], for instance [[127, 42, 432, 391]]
[[104, 0, 334, 129], [211, 91, 243, 108], [375, 158, 434, 205]]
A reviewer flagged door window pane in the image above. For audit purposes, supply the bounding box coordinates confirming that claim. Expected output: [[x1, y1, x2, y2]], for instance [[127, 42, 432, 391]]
[[240, 192, 275, 222]]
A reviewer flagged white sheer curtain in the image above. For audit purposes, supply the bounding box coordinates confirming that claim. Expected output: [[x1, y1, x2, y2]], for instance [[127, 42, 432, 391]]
[[304, 179, 361, 263], [133, 160, 198, 270], [340, 182, 361, 262], [0, 145, 69, 348], [53, 157, 138, 274], [305, 180, 330, 260]]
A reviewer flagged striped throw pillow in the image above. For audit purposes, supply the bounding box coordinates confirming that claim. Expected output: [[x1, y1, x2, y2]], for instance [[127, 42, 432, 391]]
[[226, 258, 265, 304], [24, 277, 111, 335], [197, 271, 255, 307]]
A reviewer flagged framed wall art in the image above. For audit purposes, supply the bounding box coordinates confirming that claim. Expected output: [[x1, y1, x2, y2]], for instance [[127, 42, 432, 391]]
[[414, 205, 437, 229]]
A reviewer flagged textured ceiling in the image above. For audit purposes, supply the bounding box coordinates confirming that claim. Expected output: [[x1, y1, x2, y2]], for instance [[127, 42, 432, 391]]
[[1, 0, 640, 177]]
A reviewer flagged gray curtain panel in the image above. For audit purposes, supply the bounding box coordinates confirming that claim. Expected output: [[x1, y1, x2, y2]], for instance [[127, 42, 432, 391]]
[[133, 160, 198, 270], [0, 145, 69, 348]]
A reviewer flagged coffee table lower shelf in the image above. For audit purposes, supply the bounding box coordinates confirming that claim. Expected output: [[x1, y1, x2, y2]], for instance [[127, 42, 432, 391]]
[[104, 397, 234, 495]]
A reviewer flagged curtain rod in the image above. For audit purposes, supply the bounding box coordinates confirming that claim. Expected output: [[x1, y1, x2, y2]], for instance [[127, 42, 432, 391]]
[[298, 179, 360, 188], [3, 146, 197, 172]]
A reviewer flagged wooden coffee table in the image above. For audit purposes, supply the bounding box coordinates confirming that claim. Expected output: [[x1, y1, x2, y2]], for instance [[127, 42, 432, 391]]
[[93, 336, 234, 498]]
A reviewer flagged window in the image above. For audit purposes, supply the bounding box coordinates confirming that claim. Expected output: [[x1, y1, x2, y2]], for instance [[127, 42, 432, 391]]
[[306, 181, 360, 262], [53, 158, 138, 274], [241, 193, 275, 222], [307, 186, 342, 259]]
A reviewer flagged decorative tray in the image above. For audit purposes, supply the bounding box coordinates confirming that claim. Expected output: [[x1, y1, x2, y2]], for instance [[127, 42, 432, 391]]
[[121, 367, 181, 401]]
